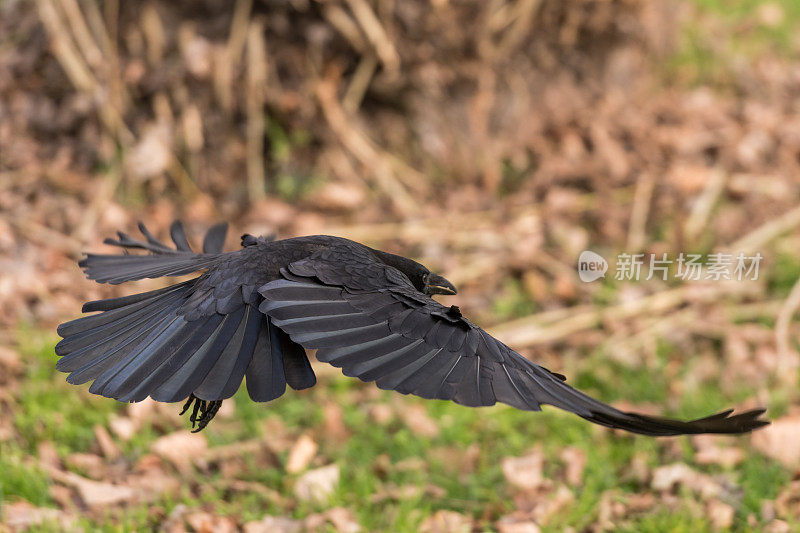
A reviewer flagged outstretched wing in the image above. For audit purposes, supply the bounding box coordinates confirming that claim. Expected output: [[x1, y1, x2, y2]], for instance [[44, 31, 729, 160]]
[[258, 245, 768, 436], [57, 222, 314, 407], [79, 220, 232, 284]]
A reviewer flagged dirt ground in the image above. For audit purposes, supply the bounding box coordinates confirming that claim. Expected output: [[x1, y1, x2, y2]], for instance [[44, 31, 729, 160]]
[[2, 0, 800, 531]]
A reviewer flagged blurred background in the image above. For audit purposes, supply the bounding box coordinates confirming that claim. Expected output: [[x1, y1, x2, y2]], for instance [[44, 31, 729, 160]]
[[2, 0, 800, 530]]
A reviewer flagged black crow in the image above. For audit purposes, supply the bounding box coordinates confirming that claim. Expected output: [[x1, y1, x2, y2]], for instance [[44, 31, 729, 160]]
[[56, 221, 768, 435]]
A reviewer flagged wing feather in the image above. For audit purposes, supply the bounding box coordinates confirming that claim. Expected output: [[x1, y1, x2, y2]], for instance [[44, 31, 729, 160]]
[[259, 270, 769, 436]]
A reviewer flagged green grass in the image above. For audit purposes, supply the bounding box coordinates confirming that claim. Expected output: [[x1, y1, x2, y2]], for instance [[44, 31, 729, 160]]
[[668, 0, 800, 86], [1, 325, 791, 531], [0, 445, 52, 506]]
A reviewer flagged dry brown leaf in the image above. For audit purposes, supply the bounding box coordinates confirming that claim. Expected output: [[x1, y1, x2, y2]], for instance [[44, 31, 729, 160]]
[[626, 493, 656, 513], [151, 431, 208, 473], [37, 441, 60, 470], [560, 447, 586, 486], [294, 463, 340, 504], [1, 500, 74, 531], [419, 510, 472, 533], [323, 403, 349, 442], [758, 3, 785, 27], [496, 517, 542, 533], [127, 460, 181, 502], [398, 403, 440, 438], [502, 448, 545, 491], [0, 345, 21, 383], [286, 434, 318, 474], [368, 403, 394, 424], [695, 444, 745, 468], [706, 499, 735, 529], [532, 485, 574, 525], [243, 515, 303, 533], [128, 399, 158, 424], [775, 480, 800, 521], [50, 469, 136, 508], [765, 520, 792, 533], [751, 415, 800, 467], [370, 483, 446, 503], [691, 434, 745, 468], [64, 452, 106, 480], [325, 507, 361, 533], [185, 511, 237, 533], [109, 416, 137, 441], [94, 424, 121, 459], [650, 463, 722, 499]]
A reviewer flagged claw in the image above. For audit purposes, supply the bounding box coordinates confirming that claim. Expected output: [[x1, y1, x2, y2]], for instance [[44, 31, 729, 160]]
[[179, 394, 223, 432], [179, 395, 195, 415], [191, 400, 223, 432]]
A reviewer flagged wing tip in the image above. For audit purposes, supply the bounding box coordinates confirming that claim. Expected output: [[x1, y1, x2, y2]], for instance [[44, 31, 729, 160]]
[[592, 407, 770, 436]]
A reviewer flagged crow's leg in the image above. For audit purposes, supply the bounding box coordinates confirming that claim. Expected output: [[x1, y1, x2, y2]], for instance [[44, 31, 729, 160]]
[[179, 394, 223, 431]]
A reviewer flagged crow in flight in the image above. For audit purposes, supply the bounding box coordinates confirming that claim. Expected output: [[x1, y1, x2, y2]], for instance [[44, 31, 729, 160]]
[[56, 221, 768, 435]]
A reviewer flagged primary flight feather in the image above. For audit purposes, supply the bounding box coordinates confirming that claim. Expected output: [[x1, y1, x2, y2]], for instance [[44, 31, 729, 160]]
[[56, 221, 769, 435]]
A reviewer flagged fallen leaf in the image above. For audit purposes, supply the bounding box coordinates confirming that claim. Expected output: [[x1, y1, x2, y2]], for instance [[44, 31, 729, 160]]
[[765, 520, 792, 533], [368, 404, 394, 425], [94, 425, 121, 459], [0, 345, 21, 383], [626, 492, 657, 514], [370, 483, 446, 503], [419, 510, 472, 533], [128, 399, 157, 423], [502, 449, 545, 491], [752, 415, 800, 467], [695, 445, 744, 468], [243, 515, 302, 533], [185, 511, 237, 533], [775, 480, 800, 521], [707, 499, 735, 529], [496, 516, 542, 533], [560, 447, 586, 486], [325, 507, 361, 533], [109, 416, 137, 441], [398, 403, 440, 438], [151, 431, 208, 473], [49, 469, 136, 508], [651, 463, 722, 499], [294, 464, 339, 504], [37, 441, 60, 470], [323, 403, 349, 441], [758, 3, 785, 27], [161, 504, 190, 533], [65, 453, 106, 480], [1, 500, 73, 530], [691, 435, 744, 468], [286, 434, 318, 474], [532, 485, 574, 524], [127, 466, 181, 502]]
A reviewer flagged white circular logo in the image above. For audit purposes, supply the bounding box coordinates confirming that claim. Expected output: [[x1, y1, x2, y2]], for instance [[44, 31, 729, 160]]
[[577, 250, 608, 282]]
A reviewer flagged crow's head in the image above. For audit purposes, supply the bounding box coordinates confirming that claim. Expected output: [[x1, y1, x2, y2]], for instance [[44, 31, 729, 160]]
[[420, 271, 457, 296], [371, 249, 457, 296], [397, 261, 457, 296]]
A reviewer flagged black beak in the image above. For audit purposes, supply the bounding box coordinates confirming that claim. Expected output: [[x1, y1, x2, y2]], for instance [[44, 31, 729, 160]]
[[426, 273, 457, 296]]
